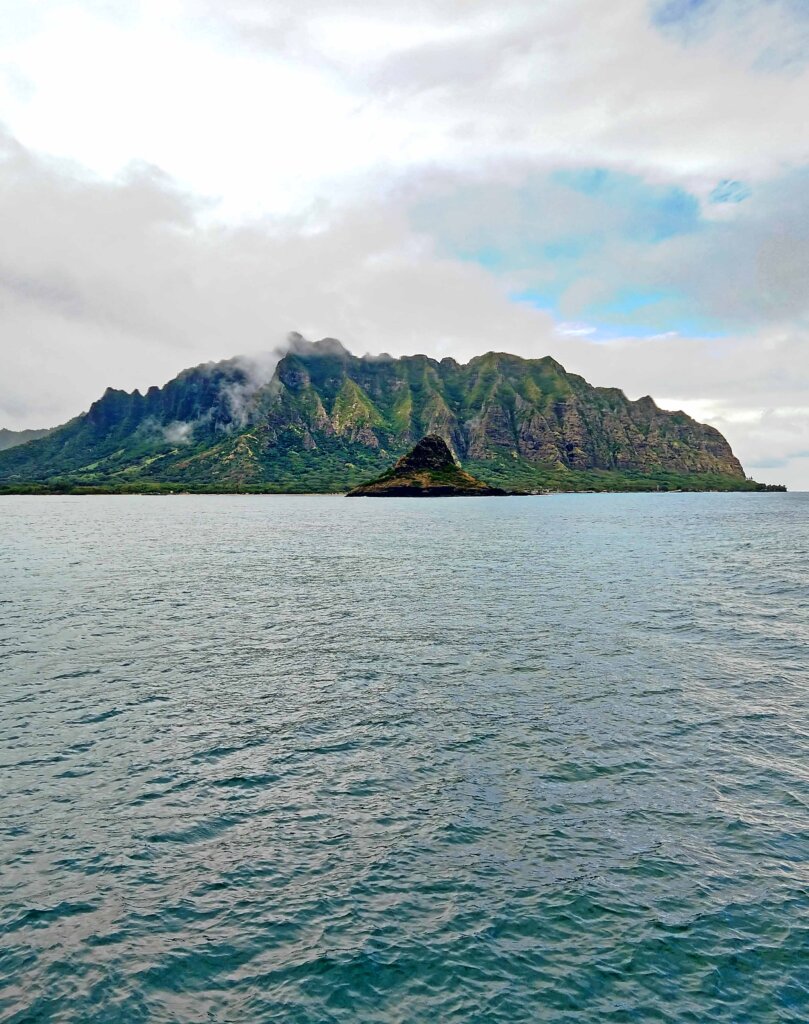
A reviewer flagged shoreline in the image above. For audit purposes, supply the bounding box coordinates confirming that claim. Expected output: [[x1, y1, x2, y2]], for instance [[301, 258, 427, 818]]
[[0, 486, 788, 497]]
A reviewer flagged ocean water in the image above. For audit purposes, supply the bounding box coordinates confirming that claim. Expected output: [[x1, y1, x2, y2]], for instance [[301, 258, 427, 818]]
[[1, 492, 808, 1024]]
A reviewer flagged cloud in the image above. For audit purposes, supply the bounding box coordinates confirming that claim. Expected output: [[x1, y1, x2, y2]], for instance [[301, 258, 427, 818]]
[[193, 0, 809, 188], [1, 0, 808, 220], [0, 124, 561, 424], [652, 0, 809, 72], [162, 420, 193, 444], [412, 164, 809, 335]]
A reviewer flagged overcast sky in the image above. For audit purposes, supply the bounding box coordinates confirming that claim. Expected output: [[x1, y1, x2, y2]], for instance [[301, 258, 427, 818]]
[[1, 0, 808, 485]]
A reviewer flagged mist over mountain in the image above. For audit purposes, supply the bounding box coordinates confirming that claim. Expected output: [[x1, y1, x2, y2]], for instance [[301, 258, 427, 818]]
[[0, 427, 52, 452], [0, 338, 755, 493]]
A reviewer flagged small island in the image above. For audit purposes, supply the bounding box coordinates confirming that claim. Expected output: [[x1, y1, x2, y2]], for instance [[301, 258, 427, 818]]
[[347, 435, 508, 497]]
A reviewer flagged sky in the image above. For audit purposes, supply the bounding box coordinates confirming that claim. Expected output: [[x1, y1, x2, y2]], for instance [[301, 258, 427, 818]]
[[0, 0, 808, 486]]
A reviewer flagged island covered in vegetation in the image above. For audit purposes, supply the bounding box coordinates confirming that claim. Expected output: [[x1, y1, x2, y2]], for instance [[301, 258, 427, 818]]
[[0, 338, 785, 494], [347, 435, 507, 497]]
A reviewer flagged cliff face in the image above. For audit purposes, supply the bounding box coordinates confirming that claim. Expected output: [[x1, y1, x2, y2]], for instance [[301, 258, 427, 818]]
[[0, 339, 747, 492], [265, 344, 743, 477]]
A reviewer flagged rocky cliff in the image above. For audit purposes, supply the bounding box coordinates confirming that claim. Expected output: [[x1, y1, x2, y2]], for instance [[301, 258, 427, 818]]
[[0, 338, 751, 493]]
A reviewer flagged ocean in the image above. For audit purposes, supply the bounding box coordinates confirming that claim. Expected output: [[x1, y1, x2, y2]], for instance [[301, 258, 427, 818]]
[[1, 493, 808, 1023]]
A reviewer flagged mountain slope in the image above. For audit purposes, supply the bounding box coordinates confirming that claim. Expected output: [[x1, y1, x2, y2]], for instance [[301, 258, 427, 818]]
[[0, 427, 51, 451], [0, 338, 758, 493]]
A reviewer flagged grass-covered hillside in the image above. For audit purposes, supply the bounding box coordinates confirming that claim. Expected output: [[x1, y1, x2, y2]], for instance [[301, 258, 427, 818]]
[[0, 338, 775, 494]]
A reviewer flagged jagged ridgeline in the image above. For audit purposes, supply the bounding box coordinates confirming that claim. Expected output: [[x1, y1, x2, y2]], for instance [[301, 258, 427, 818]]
[[0, 338, 759, 493]]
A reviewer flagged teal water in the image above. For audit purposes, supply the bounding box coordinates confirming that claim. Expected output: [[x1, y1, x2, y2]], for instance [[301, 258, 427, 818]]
[[1, 493, 808, 1023]]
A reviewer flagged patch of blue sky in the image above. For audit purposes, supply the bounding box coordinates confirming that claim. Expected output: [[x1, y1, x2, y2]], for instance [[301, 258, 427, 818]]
[[552, 167, 702, 242], [414, 165, 702, 256], [654, 0, 809, 29], [651, 0, 809, 71], [592, 289, 675, 316], [511, 288, 728, 340], [542, 237, 594, 260], [413, 167, 702, 280], [710, 179, 752, 203], [456, 246, 512, 272], [461, 237, 598, 275], [651, 0, 714, 30], [589, 291, 728, 338], [410, 168, 727, 336]]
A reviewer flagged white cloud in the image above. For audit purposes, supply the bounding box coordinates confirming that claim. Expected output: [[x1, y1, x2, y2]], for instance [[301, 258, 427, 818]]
[[0, 125, 561, 421], [0, 0, 807, 220], [199, 0, 809, 188]]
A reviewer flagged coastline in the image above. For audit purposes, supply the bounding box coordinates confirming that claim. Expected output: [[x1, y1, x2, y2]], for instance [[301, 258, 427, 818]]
[[0, 483, 787, 496]]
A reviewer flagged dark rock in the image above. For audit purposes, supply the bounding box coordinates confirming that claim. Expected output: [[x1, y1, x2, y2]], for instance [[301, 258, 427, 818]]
[[347, 435, 508, 497]]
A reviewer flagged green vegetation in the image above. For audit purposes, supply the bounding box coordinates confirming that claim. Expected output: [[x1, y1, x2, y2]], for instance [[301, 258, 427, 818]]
[[0, 456, 773, 496], [464, 454, 774, 494], [0, 340, 782, 494]]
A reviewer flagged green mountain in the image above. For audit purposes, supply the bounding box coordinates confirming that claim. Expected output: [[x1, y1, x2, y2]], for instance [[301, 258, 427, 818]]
[[0, 427, 52, 451], [0, 337, 765, 494]]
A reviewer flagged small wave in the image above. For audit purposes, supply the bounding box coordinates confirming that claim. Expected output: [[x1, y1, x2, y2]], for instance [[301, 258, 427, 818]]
[[74, 707, 124, 724], [212, 773, 279, 790], [146, 814, 243, 845], [8, 901, 99, 932]]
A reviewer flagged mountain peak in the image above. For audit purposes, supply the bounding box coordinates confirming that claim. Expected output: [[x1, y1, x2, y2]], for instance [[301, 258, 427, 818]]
[[285, 335, 350, 358], [347, 434, 507, 497], [394, 434, 457, 473]]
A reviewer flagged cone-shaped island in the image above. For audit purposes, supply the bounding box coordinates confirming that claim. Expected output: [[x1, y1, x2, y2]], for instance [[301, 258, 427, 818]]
[[346, 435, 508, 497]]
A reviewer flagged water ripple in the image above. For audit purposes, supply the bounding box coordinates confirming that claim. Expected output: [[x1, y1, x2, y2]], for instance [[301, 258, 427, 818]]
[[0, 493, 808, 1022]]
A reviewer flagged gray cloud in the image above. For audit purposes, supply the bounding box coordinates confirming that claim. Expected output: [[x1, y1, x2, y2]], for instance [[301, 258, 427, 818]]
[[194, 0, 809, 183], [403, 163, 809, 335], [0, 125, 806, 486], [162, 420, 193, 445], [0, 124, 560, 422]]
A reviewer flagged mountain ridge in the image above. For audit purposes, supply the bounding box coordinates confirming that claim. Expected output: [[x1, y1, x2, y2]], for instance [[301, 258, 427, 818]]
[[0, 338, 767, 493], [0, 427, 52, 451]]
